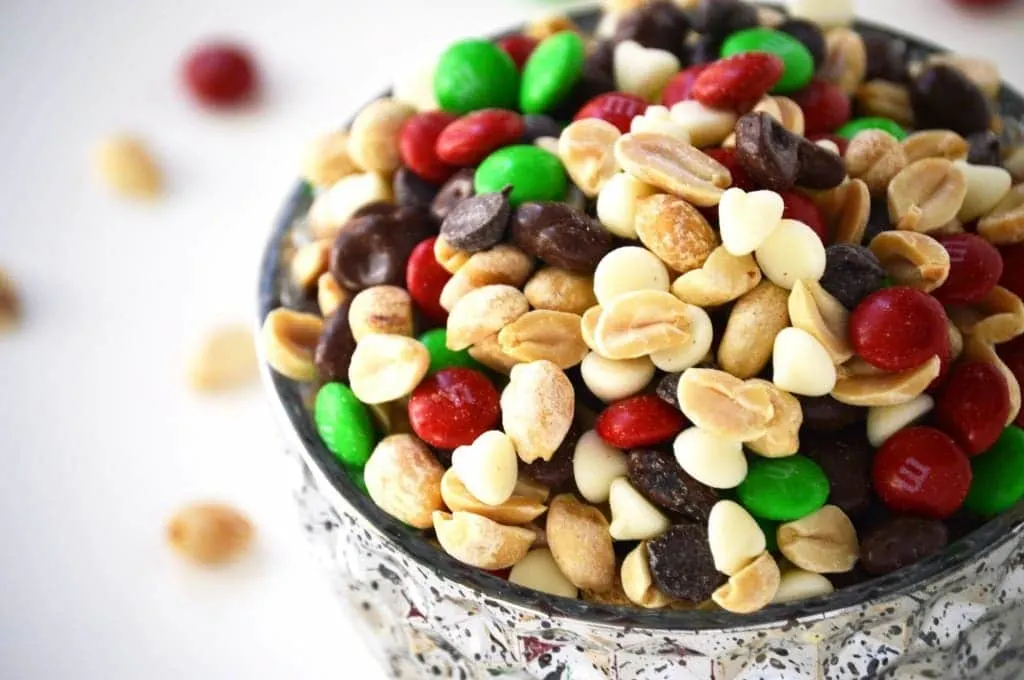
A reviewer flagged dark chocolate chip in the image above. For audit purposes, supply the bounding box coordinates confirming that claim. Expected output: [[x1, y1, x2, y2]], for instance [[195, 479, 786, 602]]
[[796, 140, 847, 190], [352, 201, 395, 219], [735, 112, 801, 192], [860, 30, 909, 83], [430, 168, 476, 223], [511, 202, 613, 273], [440, 190, 511, 252], [779, 19, 826, 68], [612, 0, 690, 62], [648, 523, 726, 602], [314, 299, 356, 382], [692, 0, 758, 42], [820, 243, 887, 309], [520, 420, 581, 489], [656, 372, 682, 409], [798, 394, 865, 432], [628, 449, 719, 521], [800, 427, 873, 517], [330, 208, 434, 291], [859, 515, 948, 576], [862, 198, 893, 245], [966, 130, 1002, 167], [910, 65, 991, 137], [686, 36, 722, 66], [521, 114, 564, 143], [393, 166, 439, 209]]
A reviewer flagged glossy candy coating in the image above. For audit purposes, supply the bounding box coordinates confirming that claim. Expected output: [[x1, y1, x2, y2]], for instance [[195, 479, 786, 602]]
[[434, 40, 519, 115], [792, 79, 851, 135], [399, 112, 458, 184], [836, 117, 907, 141], [474, 145, 567, 207], [408, 368, 500, 449], [182, 42, 257, 107], [932, 234, 1004, 305], [720, 27, 815, 94], [691, 52, 785, 112], [405, 237, 452, 324], [595, 395, 688, 449], [436, 109, 525, 168], [935, 361, 1010, 456], [495, 34, 538, 70], [736, 456, 830, 522], [660, 65, 707, 108], [964, 426, 1024, 516], [872, 426, 972, 519], [780, 191, 826, 242], [573, 91, 648, 134], [520, 31, 586, 115], [314, 382, 377, 468], [849, 286, 948, 372]]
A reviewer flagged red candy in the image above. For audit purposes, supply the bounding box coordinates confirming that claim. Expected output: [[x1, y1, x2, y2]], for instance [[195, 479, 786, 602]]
[[408, 368, 500, 449], [495, 34, 538, 70], [595, 395, 687, 449], [999, 244, 1024, 300], [936, 361, 1010, 455], [660, 65, 708, 107], [182, 42, 257, 107], [780, 191, 826, 242], [405, 237, 452, 324], [399, 112, 458, 184], [691, 53, 785, 113], [849, 286, 949, 372], [932, 233, 1004, 305], [704, 148, 755, 191], [574, 92, 648, 134], [791, 79, 851, 135], [436, 109, 525, 167], [872, 426, 972, 519]]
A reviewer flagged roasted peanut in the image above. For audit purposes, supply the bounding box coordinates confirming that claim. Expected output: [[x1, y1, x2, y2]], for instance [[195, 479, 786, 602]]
[[260, 308, 324, 382], [317, 273, 348, 317], [498, 310, 588, 369], [887, 158, 967, 233], [440, 245, 534, 312], [433, 511, 536, 570], [581, 305, 602, 352], [440, 469, 547, 525], [675, 369, 775, 442], [814, 178, 871, 244], [348, 285, 414, 341], [746, 379, 802, 458], [712, 551, 781, 614], [718, 281, 790, 379], [365, 435, 445, 529], [558, 118, 622, 197], [622, 542, 673, 608], [291, 238, 333, 290], [167, 502, 254, 566], [348, 334, 429, 404], [902, 130, 970, 164], [347, 98, 415, 174], [594, 290, 696, 360], [0, 268, 19, 332], [615, 133, 731, 207], [501, 361, 575, 463], [820, 28, 867, 95], [301, 131, 358, 188], [778, 505, 859, 574], [845, 130, 908, 196], [671, 246, 762, 307], [832, 355, 941, 406], [978, 184, 1024, 245], [94, 135, 161, 199], [869, 231, 950, 292], [525, 11, 581, 40], [547, 494, 616, 593], [446, 284, 529, 351], [634, 194, 719, 273], [524, 267, 598, 315], [855, 80, 914, 128], [468, 334, 522, 375], [434, 235, 471, 274], [787, 280, 853, 364], [187, 325, 258, 392], [650, 304, 714, 372], [307, 173, 393, 238]]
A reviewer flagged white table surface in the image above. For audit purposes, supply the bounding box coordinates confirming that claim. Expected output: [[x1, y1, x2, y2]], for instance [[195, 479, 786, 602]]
[[1, 0, 1022, 678]]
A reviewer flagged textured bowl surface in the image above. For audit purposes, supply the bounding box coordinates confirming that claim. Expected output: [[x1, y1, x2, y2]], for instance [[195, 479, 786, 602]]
[[258, 8, 1024, 679]]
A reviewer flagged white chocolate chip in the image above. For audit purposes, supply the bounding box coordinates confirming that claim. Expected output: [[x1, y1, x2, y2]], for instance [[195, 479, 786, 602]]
[[508, 548, 578, 599], [596, 172, 658, 239], [631, 105, 691, 143], [755, 219, 827, 290], [649, 304, 714, 372], [953, 161, 1013, 223], [718, 187, 785, 256], [451, 431, 520, 507], [772, 568, 835, 604], [573, 430, 629, 504], [669, 101, 738, 149], [608, 477, 671, 541], [613, 40, 681, 102], [392, 58, 439, 112], [580, 352, 656, 403], [307, 172, 393, 237], [673, 426, 748, 489], [867, 393, 935, 447], [772, 327, 837, 397], [708, 500, 767, 576], [593, 246, 671, 305], [785, 0, 853, 27]]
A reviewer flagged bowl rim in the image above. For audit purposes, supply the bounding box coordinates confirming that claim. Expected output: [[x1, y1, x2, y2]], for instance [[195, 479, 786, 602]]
[[257, 5, 1024, 632]]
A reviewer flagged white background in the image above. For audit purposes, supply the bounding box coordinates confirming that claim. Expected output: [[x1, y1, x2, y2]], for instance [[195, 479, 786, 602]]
[[0, 0, 1022, 678]]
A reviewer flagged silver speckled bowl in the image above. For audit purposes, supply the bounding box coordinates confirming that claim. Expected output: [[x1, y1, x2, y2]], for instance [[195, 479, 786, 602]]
[[258, 8, 1024, 679]]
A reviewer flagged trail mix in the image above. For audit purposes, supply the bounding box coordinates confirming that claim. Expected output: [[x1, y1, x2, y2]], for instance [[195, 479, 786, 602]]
[[261, 0, 1024, 613]]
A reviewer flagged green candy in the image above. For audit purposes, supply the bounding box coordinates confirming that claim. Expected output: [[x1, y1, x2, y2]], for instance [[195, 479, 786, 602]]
[[756, 517, 780, 553], [520, 31, 585, 114], [419, 328, 483, 374], [475, 145, 567, 207], [964, 426, 1024, 516], [434, 39, 519, 115], [720, 28, 814, 93], [314, 382, 376, 469], [836, 117, 907, 141], [347, 467, 369, 495], [737, 456, 830, 521]]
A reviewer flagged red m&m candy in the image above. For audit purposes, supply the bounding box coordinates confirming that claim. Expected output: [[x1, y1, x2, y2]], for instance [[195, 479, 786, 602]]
[[936, 361, 1011, 455], [872, 426, 972, 519], [791, 79, 851, 135], [399, 112, 458, 184], [660, 65, 707, 108], [849, 286, 948, 372], [704, 148, 755, 192], [405, 237, 452, 325], [692, 53, 785, 113], [408, 368, 500, 449], [495, 34, 538, 70], [932, 234, 1003, 305], [182, 42, 258, 107], [436, 109, 525, 167], [780, 191, 826, 242], [574, 92, 648, 134], [998, 244, 1024, 300], [596, 395, 687, 449]]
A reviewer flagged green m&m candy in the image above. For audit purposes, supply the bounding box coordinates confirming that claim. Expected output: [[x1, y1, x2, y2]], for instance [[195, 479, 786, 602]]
[[756, 516, 780, 553], [520, 31, 585, 114], [475, 145, 567, 207], [837, 116, 908, 141], [418, 328, 483, 374], [314, 382, 376, 469], [434, 39, 519, 115], [964, 426, 1024, 516], [737, 456, 830, 521], [720, 28, 814, 93]]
